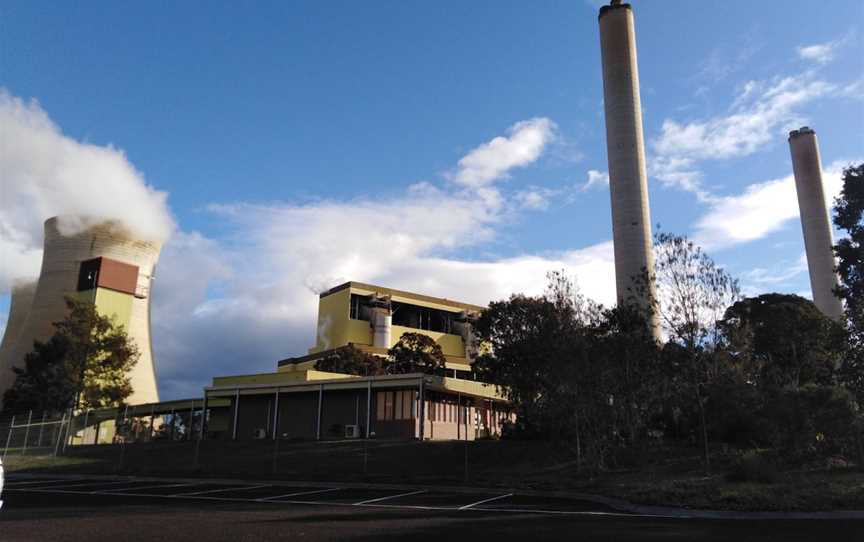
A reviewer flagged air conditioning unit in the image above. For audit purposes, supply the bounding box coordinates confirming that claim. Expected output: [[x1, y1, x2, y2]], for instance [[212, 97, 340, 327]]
[[345, 425, 361, 438], [252, 428, 267, 439]]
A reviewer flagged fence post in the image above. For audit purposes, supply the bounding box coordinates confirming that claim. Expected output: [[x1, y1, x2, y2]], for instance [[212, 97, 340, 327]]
[[148, 405, 155, 441], [80, 409, 90, 447], [232, 388, 240, 440], [37, 411, 47, 448], [194, 393, 208, 470], [188, 400, 195, 441], [3, 415, 15, 460], [53, 411, 67, 456], [62, 408, 74, 453], [119, 404, 129, 470], [22, 410, 33, 455]]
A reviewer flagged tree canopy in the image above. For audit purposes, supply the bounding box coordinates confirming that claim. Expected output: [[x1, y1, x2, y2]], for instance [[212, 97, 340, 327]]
[[386, 332, 447, 375], [313, 345, 386, 376], [719, 294, 846, 389], [833, 163, 864, 401], [2, 297, 139, 414]]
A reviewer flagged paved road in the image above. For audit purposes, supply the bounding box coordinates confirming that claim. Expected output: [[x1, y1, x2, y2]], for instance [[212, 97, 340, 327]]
[[1, 476, 861, 541]]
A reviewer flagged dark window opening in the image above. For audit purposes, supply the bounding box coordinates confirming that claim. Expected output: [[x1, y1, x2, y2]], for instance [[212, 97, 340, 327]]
[[349, 294, 459, 335], [391, 301, 455, 333]]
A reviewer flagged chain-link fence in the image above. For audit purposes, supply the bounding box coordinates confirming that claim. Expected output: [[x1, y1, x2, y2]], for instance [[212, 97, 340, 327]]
[[1, 411, 70, 459], [1, 402, 209, 461], [2, 401, 513, 487]]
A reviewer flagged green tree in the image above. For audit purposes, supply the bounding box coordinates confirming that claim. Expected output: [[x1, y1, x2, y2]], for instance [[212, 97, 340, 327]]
[[719, 294, 846, 389], [474, 272, 661, 468], [314, 345, 386, 376], [2, 297, 140, 413], [650, 232, 741, 473], [386, 332, 447, 375], [833, 163, 864, 400]]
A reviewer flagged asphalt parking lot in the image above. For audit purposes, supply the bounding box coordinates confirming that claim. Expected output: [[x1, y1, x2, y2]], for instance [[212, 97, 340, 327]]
[[1, 474, 861, 541], [1, 475, 620, 514]]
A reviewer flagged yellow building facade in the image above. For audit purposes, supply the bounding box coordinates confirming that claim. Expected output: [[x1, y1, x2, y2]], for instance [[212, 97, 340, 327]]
[[302, 281, 483, 373], [206, 282, 510, 442]]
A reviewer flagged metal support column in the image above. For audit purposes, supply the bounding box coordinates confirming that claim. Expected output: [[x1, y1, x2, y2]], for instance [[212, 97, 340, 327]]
[[365, 379, 372, 438], [272, 390, 280, 440], [457, 393, 461, 440], [316, 383, 323, 441], [232, 388, 240, 440], [418, 377, 426, 440]]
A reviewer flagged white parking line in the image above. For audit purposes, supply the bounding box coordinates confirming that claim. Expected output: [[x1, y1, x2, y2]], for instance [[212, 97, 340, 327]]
[[353, 489, 427, 505], [47, 480, 137, 490], [258, 487, 342, 501], [4, 479, 80, 486], [3, 485, 656, 517], [101, 483, 198, 493], [175, 484, 271, 497], [459, 493, 513, 510]]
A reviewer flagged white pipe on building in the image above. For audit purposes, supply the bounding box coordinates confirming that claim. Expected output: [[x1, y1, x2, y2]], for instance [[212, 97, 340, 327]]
[[371, 307, 392, 348]]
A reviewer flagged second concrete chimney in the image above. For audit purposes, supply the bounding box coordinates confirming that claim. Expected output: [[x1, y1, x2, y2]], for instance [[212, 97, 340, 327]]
[[788, 127, 844, 321]]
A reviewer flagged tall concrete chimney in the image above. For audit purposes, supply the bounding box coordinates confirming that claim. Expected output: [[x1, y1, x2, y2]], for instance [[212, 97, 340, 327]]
[[598, 1, 659, 337], [788, 127, 844, 321]]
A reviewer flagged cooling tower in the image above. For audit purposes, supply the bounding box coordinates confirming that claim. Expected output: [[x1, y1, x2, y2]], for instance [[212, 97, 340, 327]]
[[598, 1, 660, 338], [0, 217, 161, 405], [0, 280, 38, 380], [788, 127, 844, 321]]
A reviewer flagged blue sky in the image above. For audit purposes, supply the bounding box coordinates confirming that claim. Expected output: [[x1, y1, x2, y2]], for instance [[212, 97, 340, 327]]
[[1, 1, 863, 399]]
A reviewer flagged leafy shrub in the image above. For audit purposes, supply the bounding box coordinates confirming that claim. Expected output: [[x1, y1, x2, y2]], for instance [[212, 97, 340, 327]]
[[726, 451, 779, 483]]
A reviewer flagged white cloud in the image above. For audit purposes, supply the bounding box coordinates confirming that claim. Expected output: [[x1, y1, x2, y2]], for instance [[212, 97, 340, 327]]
[[514, 186, 564, 211], [692, 161, 849, 250], [797, 43, 836, 64], [796, 33, 852, 65], [581, 169, 609, 191], [739, 253, 809, 297], [151, 189, 615, 397], [650, 71, 844, 200], [139, 117, 613, 398], [0, 90, 175, 290], [450, 118, 556, 188], [655, 75, 834, 162]]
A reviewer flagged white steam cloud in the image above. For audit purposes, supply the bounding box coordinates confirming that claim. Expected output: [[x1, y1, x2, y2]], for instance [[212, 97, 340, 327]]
[[0, 90, 175, 290]]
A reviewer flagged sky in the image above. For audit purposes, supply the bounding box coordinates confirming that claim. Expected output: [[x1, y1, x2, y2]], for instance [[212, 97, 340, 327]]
[[1, 0, 863, 400]]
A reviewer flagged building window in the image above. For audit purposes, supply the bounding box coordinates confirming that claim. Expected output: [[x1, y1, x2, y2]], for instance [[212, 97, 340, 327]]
[[391, 301, 457, 334], [350, 294, 361, 320]]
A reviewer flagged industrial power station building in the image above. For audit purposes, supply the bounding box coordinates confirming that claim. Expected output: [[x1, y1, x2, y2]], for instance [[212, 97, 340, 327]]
[[203, 282, 511, 442]]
